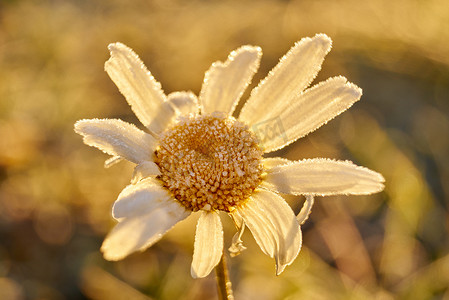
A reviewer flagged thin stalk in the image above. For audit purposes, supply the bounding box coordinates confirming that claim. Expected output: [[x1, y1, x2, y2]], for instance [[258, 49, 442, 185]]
[[215, 253, 234, 300]]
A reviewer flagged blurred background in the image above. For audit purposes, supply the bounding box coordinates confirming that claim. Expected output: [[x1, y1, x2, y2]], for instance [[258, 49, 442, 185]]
[[0, 0, 448, 299]]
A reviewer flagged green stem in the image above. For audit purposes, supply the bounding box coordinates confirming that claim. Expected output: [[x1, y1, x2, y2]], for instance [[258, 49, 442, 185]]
[[215, 252, 234, 300]]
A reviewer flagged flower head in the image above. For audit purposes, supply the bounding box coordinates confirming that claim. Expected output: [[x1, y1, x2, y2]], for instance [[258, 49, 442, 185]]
[[75, 34, 384, 278], [156, 112, 264, 212]]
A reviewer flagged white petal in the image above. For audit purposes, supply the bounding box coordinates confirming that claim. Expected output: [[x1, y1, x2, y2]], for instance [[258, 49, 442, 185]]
[[101, 200, 189, 261], [228, 211, 247, 257], [262, 158, 385, 196], [200, 46, 262, 115], [147, 91, 200, 132], [228, 221, 247, 257], [104, 156, 123, 168], [237, 189, 302, 275], [239, 34, 332, 126], [131, 161, 161, 184], [251, 76, 362, 152], [112, 178, 170, 220], [74, 119, 156, 164], [191, 211, 224, 278], [167, 91, 200, 116], [296, 195, 314, 225], [105, 43, 173, 133], [262, 157, 291, 170]]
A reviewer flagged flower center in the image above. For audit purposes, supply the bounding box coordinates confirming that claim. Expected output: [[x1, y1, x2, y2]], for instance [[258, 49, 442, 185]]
[[155, 112, 263, 212]]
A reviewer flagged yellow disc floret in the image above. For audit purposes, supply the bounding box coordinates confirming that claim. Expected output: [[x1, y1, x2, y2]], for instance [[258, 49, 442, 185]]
[[155, 112, 263, 212]]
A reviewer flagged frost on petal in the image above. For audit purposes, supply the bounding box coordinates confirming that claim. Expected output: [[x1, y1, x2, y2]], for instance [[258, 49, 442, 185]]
[[200, 46, 261, 116], [74, 119, 157, 164], [167, 91, 200, 116], [131, 161, 161, 184], [296, 195, 315, 225], [262, 157, 291, 170], [101, 200, 189, 261], [147, 91, 200, 132], [239, 34, 332, 126], [191, 211, 224, 278], [105, 43, 173, 133], [112, 177, 170, 220], [104, 156, 123, 168], [254, 77, 362, 153], [237, 189, 302, 275], [262, 158, 385, 196]]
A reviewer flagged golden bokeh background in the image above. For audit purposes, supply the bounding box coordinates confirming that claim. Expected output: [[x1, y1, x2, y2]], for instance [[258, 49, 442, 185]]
[[0, 0, 448, 299]]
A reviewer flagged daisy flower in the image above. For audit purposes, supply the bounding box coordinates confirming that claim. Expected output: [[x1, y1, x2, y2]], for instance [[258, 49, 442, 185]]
[[75, 34, 384, 278]]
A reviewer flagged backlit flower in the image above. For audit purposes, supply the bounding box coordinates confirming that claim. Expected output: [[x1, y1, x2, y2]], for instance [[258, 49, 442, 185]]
[[75, 34, 384, 278]]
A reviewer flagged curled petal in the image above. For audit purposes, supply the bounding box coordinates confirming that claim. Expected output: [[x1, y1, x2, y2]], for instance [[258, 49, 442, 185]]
[[237, 189, 302, 275], [75, 118, 156, 164], [191, 211, 224, 278], [228, 222, 247, 257], [200, 45, 261, 115], [228, 211, 247, 257], [296, 195, 315, 225], [229, 209, 244, 228], [262, 158, 385, 196]]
